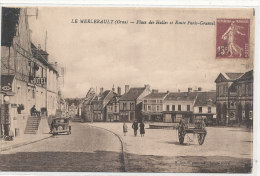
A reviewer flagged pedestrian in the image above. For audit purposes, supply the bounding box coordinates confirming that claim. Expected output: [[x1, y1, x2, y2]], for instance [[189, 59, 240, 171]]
[[132, 120, 138, 137], [123, 122, 128, 136], [30, 105, 36, 116], [140, 121, 145, 137]]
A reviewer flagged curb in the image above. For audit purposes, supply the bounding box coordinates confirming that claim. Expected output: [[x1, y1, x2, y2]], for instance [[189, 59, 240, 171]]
[[84, 124, 128, 172], [1, 135, 52, 152]]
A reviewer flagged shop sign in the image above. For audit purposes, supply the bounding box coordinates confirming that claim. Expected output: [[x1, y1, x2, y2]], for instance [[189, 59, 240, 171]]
[[30, 77, 47, 85], [1, 75, 14, 92]]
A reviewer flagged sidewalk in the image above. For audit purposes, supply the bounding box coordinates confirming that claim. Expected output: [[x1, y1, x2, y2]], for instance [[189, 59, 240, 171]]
[[87, 122, 252, 159], [0, 133, 52, 152]]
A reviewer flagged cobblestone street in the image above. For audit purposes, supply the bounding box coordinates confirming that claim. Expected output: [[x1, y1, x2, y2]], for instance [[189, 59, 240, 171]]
[[0, 122, 123, 172]]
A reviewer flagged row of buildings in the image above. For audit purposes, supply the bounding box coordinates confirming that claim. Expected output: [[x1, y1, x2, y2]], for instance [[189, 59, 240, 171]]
[[82, 85, 216, 124], [81, 69, 253, 125], [0, 8, 66, 136]]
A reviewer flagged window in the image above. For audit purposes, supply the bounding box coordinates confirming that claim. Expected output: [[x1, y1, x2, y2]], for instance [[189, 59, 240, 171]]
[[172, 105, 175, 111], [144, 100, 147, 103], [143, 105, 146, 111], [187, 105, 190, 111], [178, 105, 181, 111], [156, 105, 160, 111], [130, 103, 135, 110], [148, 105, 151, 111], [208, 107, 211, 113], [123, 103, 127, 110], [114, 105, 118, 112], [245, 84, 249, 96], [199, 107, 202, 113], [166, 105, 170, 111]]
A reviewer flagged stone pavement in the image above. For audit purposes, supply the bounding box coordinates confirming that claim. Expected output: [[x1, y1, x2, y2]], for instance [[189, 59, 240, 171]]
[[0, 133, 52, 152], [87, 122, 253, 159]]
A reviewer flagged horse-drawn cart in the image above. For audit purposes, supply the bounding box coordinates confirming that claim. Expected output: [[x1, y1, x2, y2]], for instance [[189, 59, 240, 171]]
[[177, 118, 207, 145]]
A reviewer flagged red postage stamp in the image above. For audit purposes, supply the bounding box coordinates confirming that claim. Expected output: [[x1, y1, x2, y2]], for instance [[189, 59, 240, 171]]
[[216, 19, 250, 58]]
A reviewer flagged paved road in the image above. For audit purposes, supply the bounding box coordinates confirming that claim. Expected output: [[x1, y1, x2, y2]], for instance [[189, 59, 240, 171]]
[[0, 122, 123, 172]]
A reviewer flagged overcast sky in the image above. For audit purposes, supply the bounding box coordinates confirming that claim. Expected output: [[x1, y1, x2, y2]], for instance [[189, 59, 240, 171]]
[[28, 7, 254, 98]]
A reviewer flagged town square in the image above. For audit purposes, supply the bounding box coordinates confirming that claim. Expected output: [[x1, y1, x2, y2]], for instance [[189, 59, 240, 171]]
[[0, 7, 256, 174]]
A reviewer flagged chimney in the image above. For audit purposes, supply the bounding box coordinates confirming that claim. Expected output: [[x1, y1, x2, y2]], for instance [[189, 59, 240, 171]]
[[144, 84, 150, 89], [118, 86, 121, 96], [112, 85, 115, 92], [125, 85, 130, 94], [198, 87, 202, 92], [188, 88, 192, 93], [100, 87, 103, 95], [166, 90, 170, 94], [178, 89, 181, 93], [152, 89, 158, 93]]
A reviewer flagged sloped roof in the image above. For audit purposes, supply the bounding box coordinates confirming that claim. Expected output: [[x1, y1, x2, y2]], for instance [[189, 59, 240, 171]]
[[107, 95, 121, 105], [31, 43, 49, 65], [224, 73, 244, 80], [143, 92, 168, 99], [92, 101, 103, 111], [236, 70, 253, 81], [194, 92, 216, 106], [98, 90, 111, 101], [119, 87, 146, 101], [165, 92, 197, 101]]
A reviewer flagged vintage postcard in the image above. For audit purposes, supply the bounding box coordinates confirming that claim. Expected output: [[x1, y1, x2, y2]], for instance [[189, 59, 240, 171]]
[[0, 6, 255, 175]]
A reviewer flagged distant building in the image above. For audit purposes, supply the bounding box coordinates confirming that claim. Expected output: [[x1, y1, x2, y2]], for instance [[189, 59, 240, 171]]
[[91, 89, 117, 122], [163, 90, 197, 123], [82, 88, 96, 122], [215, 70, 253, 125], [142, 90, 169, 122], [193, 91, 216, 125], [119, 85, 151, 122]]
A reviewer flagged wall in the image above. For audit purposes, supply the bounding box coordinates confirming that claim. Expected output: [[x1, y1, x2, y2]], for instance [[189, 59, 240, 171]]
[[163, 101, 194, 112], [194, 106, 216, 114]]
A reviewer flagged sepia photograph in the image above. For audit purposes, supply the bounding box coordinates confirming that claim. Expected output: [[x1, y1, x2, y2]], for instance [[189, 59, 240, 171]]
[[0, 6, 256, 174]]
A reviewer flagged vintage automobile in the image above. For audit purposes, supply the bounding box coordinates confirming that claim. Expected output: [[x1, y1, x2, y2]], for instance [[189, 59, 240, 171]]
[[51, 117, 71, 135]]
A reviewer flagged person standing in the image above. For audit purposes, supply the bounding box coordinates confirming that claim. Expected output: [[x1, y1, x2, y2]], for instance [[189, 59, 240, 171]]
[[30, 105, 36, 116], [140, 121, 145, 137], [132, 120, 138, 137], [123, 123, 128, 136]]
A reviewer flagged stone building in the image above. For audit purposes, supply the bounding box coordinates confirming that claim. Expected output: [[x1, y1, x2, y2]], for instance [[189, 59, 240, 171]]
[[119, 85, 151, 122], [215, 70, 253, 125], [163, 90, 197, 123], [142, 90, 169, 122], [193, 91, 216, 125], [0, 7, 62, 137]]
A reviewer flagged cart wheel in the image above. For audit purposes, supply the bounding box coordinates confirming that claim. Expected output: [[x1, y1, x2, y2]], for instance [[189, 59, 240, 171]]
[[197, 133, 206, 145]]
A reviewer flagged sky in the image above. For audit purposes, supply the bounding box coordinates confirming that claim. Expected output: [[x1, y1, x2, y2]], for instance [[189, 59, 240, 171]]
[[28, 7, 254, 98]]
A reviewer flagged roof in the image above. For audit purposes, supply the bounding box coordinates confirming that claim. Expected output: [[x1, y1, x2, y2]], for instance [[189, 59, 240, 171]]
[[143, 92, 168, 99], [165, 92, 197, 101], [236, 70, 253, 81], [119, 87, 146, 101], [224, 73, 244, 80], [98, 90, 111, 101], [31, 43, 49, 65], [1, 8, 20, 46], [107, 95, 121, 105], [194, 92, 216, 106]]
